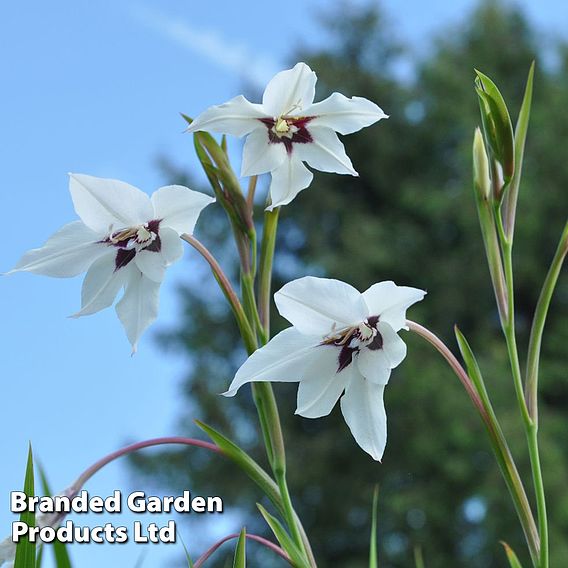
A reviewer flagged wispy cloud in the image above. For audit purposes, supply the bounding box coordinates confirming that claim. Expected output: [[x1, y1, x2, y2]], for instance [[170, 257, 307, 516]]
[[131, 5, 280, 89]]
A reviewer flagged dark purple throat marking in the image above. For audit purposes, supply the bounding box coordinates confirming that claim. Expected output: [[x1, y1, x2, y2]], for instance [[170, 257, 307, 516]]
[[99, 219, 163, 272], [320, 315, 383, 373], [259, 117, 315, 155]]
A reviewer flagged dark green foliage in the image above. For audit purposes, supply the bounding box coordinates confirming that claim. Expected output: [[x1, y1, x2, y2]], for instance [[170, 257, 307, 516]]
[[131, 2, 568, 566]]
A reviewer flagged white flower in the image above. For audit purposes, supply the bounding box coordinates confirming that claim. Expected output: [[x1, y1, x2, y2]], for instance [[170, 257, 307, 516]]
[[225, 277, 425, 460], [9, 174, 214, 352], [0, 537, 14, 567], [187, 62, 387, 210], [0, 499, 70, 567]]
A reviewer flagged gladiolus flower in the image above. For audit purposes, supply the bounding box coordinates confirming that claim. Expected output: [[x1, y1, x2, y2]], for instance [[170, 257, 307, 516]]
[[9, 174, 214, 351], [225, 277, 425, 460], [187, 62, 387, 209], [0, 537, 14, 568]]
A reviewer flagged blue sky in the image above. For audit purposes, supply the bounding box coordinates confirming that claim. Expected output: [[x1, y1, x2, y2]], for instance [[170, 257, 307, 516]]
[[2, 1, 567, 566]]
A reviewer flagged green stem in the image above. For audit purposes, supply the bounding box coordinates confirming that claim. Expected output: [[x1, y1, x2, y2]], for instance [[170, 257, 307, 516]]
[[276, 470, 308, 560], [475, 195, 508, 322], [528, 424, 548, 568], [252, 204, 311, 561], [408, 321, 539, 563], [247, 175, 258, 213], [181, 234, 256, 352], [497, 210, 548, 568], [241, 271, 267, 346], [258, 207, 280, 336]]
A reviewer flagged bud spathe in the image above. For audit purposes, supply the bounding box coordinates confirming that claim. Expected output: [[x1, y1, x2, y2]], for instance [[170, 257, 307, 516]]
[[473, 128, 491, 200], [474, 70, 515, 199]]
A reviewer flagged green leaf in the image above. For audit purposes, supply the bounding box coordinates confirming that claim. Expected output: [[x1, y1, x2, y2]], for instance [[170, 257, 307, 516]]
[[180, 113, 193, 127], [413, 546, 425, 568], [37, 465, 72, 568], [454, 326, 490, 402], [195, 421, 282, 511], [179, 534, 195, 568], [14, 444, 35, 568], [232, 528, 247, 568], [501, 541, 524, 568], [475, 69, 515, 183], [504, 62, 535, 238], [256, 504, 307, 568], [369, 485, 379, 568]]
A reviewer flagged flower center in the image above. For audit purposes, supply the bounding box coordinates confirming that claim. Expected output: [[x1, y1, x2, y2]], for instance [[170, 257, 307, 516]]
[[103, 219, 162, 272], [321, 316, 382, 372], [259, 116, 315, 154], [273, 117, 295, 138], [107, 221, 160, 251]]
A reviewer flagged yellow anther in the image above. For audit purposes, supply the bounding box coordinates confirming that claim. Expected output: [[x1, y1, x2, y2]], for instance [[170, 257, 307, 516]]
[[274, 117, 290, 134]]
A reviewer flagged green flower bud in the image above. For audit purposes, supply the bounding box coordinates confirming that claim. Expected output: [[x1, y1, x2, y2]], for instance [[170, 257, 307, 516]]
[[473, 127, 491, 200], [474, 70, 515, 198]]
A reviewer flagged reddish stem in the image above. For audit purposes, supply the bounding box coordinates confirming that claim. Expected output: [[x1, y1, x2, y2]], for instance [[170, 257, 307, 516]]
[[406, 320, 486, 417], [71, 437, 220, 494]]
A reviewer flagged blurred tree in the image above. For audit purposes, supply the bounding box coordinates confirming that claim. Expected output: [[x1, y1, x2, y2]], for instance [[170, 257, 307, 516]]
[[130, 1, 568, 566]]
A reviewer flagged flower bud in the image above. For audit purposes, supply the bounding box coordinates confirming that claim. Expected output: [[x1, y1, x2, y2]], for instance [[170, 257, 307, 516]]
[[474, 70, 515, 198], [473, 128, 491, 200]]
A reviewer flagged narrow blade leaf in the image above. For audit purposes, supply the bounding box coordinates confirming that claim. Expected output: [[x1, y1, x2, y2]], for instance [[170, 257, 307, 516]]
[[14, 445, 35, 568], [37, 465, 72, 568], [178, 534, 195, 568], [256, 504, 306, 567], [454, 326, 488, 400], [369, 485, 379, 568], [195, 421, 282, 511], [505, 62, 535, 238], [414, 546, 425, 568], [501, 541, 524, 568], [232, 528, 247, 568]]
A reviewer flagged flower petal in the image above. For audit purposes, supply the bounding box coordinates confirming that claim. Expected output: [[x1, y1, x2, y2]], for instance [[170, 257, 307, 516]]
[[378, 321, 408, 367], [340, 379, 387, 461], [362, 281, 426, 331], [357, 322, 407, 385], [135, 227, 183, 283], [295, 126, 357, 175], [8, 221, 105, 277], [295, 346, 353, 418], [115, 270, 161, 353], [305, 93, 388, 134], [134, 251, 164, 283], [267, 157, 313, 210], [356, 349, 392, 385], [151, 185, 214, 235], [275, 276, 368, 336], [0, 536, 15, 565], [224, 327, 320, 397], [186, 95, 266, 137], [69, 174, 153, 234], [241, 128, 287, 177], [262, 62, 317, 116], [71, 252, 129, 317]]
